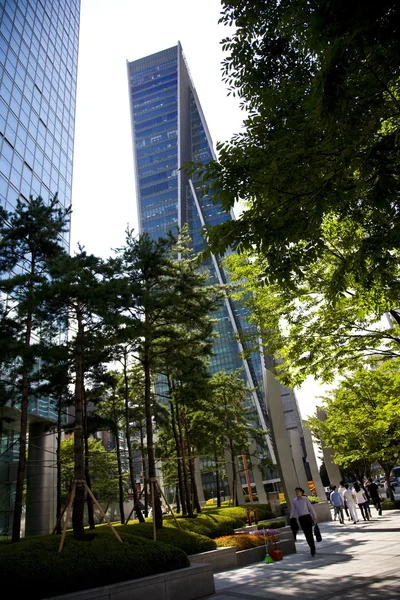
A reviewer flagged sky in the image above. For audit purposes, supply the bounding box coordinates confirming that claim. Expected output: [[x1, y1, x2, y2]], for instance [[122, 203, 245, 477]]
[[70, 0, 326, 420]]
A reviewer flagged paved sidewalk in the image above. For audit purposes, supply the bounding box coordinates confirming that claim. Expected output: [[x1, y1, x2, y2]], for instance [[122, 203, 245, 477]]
[[201, 510, 400, 599]]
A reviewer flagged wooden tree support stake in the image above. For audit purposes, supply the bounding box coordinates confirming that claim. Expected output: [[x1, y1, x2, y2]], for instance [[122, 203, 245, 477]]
[[124, 487, 145, 525], [58, 482, 76, 553], [154, 479, 181, 530], [85, 483, 123, 544]]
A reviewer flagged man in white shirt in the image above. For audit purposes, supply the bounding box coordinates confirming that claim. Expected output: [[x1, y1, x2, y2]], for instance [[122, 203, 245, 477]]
[[290, 487, 318, 556], [338, 480, 350, 521]]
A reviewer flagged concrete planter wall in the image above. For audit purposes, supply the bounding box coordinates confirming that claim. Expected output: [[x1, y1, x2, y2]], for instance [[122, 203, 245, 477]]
[[190, 546, 237, 572], [313, 501, 332, 522], [46, 564, 215, 600]]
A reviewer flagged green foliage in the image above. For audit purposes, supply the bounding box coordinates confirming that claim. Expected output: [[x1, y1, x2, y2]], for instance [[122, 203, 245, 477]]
[[200, 2, 400, 296], [166, 512, 244, 539], [257, 520, 286, 530], [225, 250, 400, 386], [214, 534, 265, 551], [202, 504, 274, 522], [307, 359, 400, 480], [0, 531, 189, 599], [60, 437, 123, 504], [381, 500, 400, 511], [117, 523, 216, 555]]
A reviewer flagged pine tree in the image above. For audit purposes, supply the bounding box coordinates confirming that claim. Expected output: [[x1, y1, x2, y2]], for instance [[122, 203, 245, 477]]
[[0, 195, 70, 542]]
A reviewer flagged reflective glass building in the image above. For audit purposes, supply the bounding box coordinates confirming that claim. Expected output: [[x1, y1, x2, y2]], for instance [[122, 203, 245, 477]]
[[127, 44, 282, 497], [0, 0, 80, 535]]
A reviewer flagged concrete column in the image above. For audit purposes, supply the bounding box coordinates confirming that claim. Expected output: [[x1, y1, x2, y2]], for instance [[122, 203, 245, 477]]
[[302, 422, 327, 501], [194, 457, 205, 505], [317, 408, 342, 488], [224, 449, 245, 504], [25, 422, 57, 536], [263, 365, 299, 511], [289, 429, 310, 493], [248, 441, 268, 504]]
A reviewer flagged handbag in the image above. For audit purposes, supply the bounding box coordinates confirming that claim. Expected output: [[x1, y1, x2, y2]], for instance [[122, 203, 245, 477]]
[[314, 523, 322, 542]]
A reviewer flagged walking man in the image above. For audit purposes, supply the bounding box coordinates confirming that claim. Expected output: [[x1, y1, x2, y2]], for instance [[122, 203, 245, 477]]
[[365, 479, 382, 516], [330, 485, 345, 523], [338, 480, 350, 521]]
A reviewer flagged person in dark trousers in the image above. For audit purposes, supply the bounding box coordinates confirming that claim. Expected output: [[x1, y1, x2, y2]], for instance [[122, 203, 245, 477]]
[[329, 485, 345, 523], [365, 479, 382, 515], [290, 487, 317, 556]]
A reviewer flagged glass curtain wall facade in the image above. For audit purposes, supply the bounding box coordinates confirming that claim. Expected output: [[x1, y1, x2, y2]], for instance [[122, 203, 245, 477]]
[[0, 0, 80, 535], [127, 44, 279, 498]]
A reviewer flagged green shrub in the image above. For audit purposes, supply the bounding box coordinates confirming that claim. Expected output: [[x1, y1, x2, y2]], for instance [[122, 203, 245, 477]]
[[257, 520, 286, 530], [0, 532, 189, 599], [381, 500, 400, 510], [167, 513, 243, 538], [202, 504, 274, 523], [117, 523, 216, 554], [214, 534, 266, 551]]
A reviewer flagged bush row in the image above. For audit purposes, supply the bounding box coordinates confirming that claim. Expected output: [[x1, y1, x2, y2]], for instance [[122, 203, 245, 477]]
[[214, 534, 266, 551], [381, 500, 400, 510], [257, 520, 286, 530], [0, 531, 189, 599]]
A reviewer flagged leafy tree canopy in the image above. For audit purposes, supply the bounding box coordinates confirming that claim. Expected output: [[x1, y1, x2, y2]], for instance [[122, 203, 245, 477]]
[[197, 1, 400, 294], [306, 358, 400, 486], [225, 248, 400, 385]]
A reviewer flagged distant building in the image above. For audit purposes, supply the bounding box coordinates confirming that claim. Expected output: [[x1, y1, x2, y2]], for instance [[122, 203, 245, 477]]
[[0, 0, 80, 536], [127, 43, 307, 499]]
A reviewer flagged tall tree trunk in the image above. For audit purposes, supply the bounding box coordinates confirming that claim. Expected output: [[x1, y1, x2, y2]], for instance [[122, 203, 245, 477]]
[[175, 482, 181, 514], [184, 414, 201, 513], [169, 398, 187, 515], [140, 423, 148, 517], [176, 402, 193, 517], [143, 313, 162, 528], [72, 313, 86, 540], [214, 439, 221, 508], [83, 396, 95, 530], [229, 438, 238, 507], [12, 256, 35, 543], [115, 430, 125, 524], [123, 354, 144, 522], [382, 465, 395, 501], [56, 394, 63, 534]]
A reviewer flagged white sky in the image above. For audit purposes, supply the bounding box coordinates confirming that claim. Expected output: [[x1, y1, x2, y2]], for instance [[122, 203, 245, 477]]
[[70, 0, 324, 420]]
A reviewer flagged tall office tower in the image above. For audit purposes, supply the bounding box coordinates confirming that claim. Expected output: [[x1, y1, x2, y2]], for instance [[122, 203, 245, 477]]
[[127, 43, 286, 500], [0, 0, 80, 536]]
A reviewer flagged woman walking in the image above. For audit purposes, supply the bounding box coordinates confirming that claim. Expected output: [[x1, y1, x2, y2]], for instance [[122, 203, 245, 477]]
[[354, 482, 370, 520], [343, 484, 359, 523], [290, 487, 318, 556]]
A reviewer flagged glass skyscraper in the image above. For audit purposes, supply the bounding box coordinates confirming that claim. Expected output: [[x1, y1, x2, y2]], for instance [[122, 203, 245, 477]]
[[0, 0, 80, 536], [127, 44, 281, 497]]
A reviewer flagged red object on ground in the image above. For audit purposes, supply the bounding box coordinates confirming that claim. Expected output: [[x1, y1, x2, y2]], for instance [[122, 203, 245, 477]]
[[269, 549, 283, 561]]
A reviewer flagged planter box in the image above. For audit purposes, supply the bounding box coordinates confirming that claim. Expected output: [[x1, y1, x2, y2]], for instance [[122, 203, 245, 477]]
[[237, 545, 267, 566], [190, 546, 237, 572], [313, 501, 332, 522], [46, 563, 215, 600]]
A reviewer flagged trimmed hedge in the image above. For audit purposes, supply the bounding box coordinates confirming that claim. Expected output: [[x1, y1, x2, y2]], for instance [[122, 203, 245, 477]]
[[166, 513, 244, 538], [257, 520, 286, 530], [117, 522, 216, 554], [202, 504, 275, 523], [381, 500, 400, 510], [214, 534, 266, 551], [0, 531, 189, 599]]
